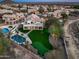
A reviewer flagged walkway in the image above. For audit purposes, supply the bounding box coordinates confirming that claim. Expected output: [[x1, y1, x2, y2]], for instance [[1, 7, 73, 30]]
[[27, 30, 33, 35]]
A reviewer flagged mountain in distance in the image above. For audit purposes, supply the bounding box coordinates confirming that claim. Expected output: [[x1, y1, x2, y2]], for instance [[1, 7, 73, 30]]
[[12, 0, 79, 2]]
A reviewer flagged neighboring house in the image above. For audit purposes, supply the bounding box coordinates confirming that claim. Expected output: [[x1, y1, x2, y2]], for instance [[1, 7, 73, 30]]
[[2, 13, 25, 25], [53, 10, 62, 18], [0, 9, 13, 14], [28, 8, 39, 14], [23, 14, 45, 30], [53, 9, 70, 18], [2, 13, 45, 30], [48, 12, 53, 17]]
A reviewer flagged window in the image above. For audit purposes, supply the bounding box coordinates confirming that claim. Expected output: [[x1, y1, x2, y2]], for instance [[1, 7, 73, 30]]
[[24, 27, 27, 29], [39, 27, 43, 29]]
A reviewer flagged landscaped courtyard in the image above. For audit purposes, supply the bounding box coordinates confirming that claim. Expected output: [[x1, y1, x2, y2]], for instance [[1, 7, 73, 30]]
[[28, 29, 53, 56]]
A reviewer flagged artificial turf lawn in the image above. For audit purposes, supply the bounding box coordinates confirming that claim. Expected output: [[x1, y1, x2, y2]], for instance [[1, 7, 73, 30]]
[[32, 42, 49, 56], [28, 29, 53, 56]]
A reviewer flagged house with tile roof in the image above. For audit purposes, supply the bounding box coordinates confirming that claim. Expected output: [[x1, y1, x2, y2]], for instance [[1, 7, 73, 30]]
[[23, 14, 45, 30], [2, 13, 25, 25]]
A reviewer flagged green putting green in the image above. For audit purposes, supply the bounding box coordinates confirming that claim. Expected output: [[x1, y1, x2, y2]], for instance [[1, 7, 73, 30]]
[[32, 42, 49, 56], [28, 29, 53, 56]]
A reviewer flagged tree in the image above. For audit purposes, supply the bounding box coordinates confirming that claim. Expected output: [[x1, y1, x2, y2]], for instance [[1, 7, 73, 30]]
[[0, 29, 4, 38], [44, 17, 59, 29], [38, 6, 44, 14], [49, 24, 62, 38], [25, 5, 29, 13], [72, 5, 79, 9], [47, 6, 54, 12], [18, 4, 23, 11], [61, 12, 68, 23], [44, 17, 62, 48], [47, 6, 51, 12], [0, 31, 10, 55], [61, 12, 68, 20], [49, 24, 62, 48]]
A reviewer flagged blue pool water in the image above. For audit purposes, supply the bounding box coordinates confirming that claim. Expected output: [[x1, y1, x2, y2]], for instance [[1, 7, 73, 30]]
[[11, 34, 26, 44], [2, 28, 10, 34]]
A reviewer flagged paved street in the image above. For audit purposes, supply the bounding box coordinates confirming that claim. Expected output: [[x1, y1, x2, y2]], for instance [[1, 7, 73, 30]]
[[64, 19, 79, 59]]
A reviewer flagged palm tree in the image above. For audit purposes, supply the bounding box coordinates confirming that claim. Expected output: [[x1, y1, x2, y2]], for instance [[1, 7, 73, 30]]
[[61, 12, 68, 23], [47, 6, 54, 12], [49, 23, 62, 48], [44, 17, 62, 48], [18, 4, 22, 11], [26, 5, 28, 13], [44, 17, 59, 29], [38, 6, 44, 14]]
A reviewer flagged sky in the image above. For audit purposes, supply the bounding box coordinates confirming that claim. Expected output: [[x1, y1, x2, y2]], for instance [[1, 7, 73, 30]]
[[0, 0, 79, 2], [12, 0, 79, 2], [0, 0, 3, 2]]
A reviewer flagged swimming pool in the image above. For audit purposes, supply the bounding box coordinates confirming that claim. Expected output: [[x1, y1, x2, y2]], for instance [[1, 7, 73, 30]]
[[11, 34, 26, 45], [2, 28, 10, 34]]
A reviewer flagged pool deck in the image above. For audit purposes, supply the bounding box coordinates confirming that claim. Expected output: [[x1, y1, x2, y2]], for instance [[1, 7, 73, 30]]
[[10, 29, 32, 45], [19, 31, 32, 44], [0, 24, 32, 45]]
